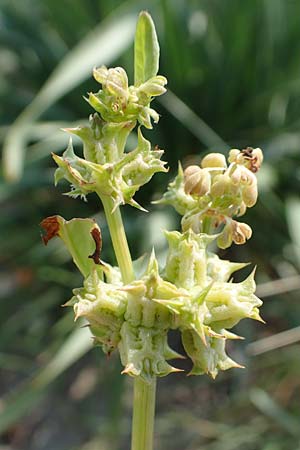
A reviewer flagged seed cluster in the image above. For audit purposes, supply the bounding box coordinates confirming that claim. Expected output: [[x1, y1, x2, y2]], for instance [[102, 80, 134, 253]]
[[158, 148, 263, 248]]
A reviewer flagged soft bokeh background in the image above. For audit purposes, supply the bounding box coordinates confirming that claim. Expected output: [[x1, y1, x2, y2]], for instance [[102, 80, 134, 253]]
[[1, 1, 300, 449]]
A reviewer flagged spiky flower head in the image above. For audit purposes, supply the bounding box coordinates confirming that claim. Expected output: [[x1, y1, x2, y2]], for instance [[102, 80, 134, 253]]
[[53, 127, 167, 210], [41, 216, 263, 381]]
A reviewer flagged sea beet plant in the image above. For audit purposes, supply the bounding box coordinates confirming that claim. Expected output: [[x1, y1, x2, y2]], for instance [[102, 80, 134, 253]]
[[41, 12, 264, 450]]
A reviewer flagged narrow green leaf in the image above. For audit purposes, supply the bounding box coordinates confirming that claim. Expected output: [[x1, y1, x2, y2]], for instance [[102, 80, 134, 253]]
[[159, 90, 229, 151], [0, 326, 92, 434], [250, 388, 299, 436], [134, 11, 159, 86], [286, 197, 300, 267], [34, 326, 92, 387], [3, 11, 137, 181]]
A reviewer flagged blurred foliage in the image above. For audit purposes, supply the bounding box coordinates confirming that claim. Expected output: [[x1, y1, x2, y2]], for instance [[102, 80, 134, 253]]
[[1, 0, 300, 449]]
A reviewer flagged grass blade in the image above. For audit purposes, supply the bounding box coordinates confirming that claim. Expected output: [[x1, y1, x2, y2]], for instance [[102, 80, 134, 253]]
[[0, 326, 92, 433], [3, 11, 137, 181], [159, 90, 229, 151]]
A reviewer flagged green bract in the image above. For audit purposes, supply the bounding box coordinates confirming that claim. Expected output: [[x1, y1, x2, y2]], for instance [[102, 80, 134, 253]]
[[53, 124, 167, 210], [42, 217, 263, 381]]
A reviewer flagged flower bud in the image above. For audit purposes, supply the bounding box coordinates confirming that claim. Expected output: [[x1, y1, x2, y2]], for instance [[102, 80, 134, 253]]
[[201, 153, 227, 169], [210, 174, 230, 197], [184, 166, 211, 196], [138, 75, 167, 96], [242, 182, 258, 207], [232, 220, 252, 245], [106, 67, 128, 99], [240, 166, 256, 186], [229, 165, 242, 185], [94, 66, 129, 100], [228, 149, 240, 163], [93, 66, 109, 84]]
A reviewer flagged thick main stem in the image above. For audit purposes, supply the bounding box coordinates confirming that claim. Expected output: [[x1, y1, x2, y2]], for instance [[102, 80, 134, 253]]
[[99, 194, 157, 450], [131, 377, 157, 450], [100, 195, 134, 284]]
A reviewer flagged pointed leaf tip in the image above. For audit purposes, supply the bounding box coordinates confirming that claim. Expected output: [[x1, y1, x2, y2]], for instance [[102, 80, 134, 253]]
[[134, 11, 159, 86]]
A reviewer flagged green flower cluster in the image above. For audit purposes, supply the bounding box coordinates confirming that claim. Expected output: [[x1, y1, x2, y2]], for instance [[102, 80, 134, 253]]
[[157, 148, 263, 248], [42, 12, 264, 386], [63, 224, 262, 381], [89, 66, 167, 129], [54, 122, 167, 210], [52, 64, 167, 209]]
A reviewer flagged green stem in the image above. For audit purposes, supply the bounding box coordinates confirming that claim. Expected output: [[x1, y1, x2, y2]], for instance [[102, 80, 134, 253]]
[[99, 194, 134, 284], [202, 216, 213, 235], [99, 193, 157, 450], [131, 377, 157, 450]]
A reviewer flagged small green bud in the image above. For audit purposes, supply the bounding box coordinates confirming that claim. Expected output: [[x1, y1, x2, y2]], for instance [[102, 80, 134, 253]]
[[93, 66, 109, 84], [204, 269, 261, 329], [89, 65, 167, 129], [93, 66, 129, 99], [138, 75, 167, 96]]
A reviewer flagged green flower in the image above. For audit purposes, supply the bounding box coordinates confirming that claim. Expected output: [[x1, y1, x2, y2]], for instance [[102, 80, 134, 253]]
[[88, 66, 167, 129], [53, 127, 167, 210], [42, 214, 263, 381], [68, 249, 184, 383]]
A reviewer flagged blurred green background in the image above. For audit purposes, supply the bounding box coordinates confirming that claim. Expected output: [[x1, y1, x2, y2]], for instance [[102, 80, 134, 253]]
[[1, 0, 300, 449]]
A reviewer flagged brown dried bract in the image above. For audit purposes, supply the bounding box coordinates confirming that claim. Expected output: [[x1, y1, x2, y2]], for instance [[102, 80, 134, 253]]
[[40, 216, 60, 245], [88, 227, 102, 265]]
